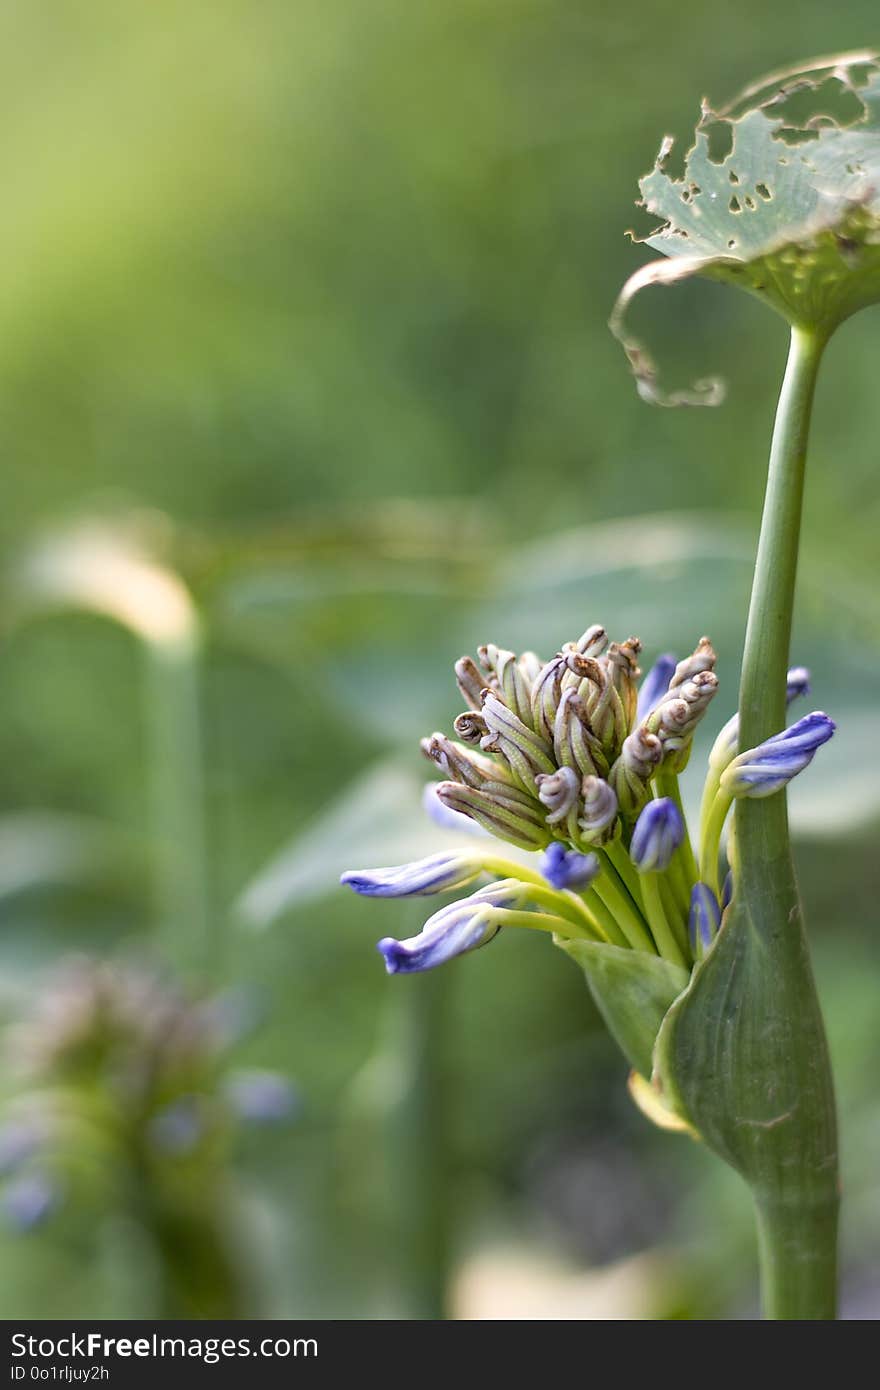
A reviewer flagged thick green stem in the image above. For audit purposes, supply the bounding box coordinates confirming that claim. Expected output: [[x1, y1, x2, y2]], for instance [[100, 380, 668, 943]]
[[736, 325, 839, 1319], [755, 1196, 839, 1321], [387, 970, 451, 1318], [739, 326, 825, 743]]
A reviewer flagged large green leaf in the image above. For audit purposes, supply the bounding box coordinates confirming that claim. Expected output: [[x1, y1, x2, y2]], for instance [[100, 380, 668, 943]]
[[613, 53, 880, 404]]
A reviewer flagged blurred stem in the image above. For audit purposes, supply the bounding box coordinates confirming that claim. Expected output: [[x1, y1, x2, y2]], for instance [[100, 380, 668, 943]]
[[737, 324, 838, 1319], [145, 1191, 247, 1318], [388, 970, 452, 1319], [147, 635, 213, 978]]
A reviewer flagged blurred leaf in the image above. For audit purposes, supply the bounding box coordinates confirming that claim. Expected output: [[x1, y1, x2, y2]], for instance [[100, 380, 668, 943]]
[[235, 759, 537, 927], [11, 520, 196, 652], [0, 812, 135, 902]]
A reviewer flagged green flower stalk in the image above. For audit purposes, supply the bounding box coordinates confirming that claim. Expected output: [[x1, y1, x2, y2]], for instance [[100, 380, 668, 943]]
[[340, 52, 878, 1322], [608, 52, 880, 1319]]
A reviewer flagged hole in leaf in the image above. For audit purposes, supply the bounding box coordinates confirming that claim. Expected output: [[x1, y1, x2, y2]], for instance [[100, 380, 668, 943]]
[[704, 119, 734, 163], [728, 196, 741, 213], [744, 195, 756, 210], [762, 76, 867, 131], [727, 238, 737, 249], [728, 170, 740, 184], [755, 182, 772, 200]]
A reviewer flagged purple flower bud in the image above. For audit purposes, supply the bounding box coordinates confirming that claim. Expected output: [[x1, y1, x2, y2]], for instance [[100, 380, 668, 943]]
[[148, 1096, 204, 1155], [540, 843, 600, 892], [226, 1070, 299, 1125], [721, 712, 835, 799], [786, 667, 810, 704], [421, 782, 488, 835], [636, 653, 677, 721], [709, 666, 812, 770], [377, 883, 518, 974], [689, 882, 722, 953], [2, 1173, 57, 1230], [629, 798, 685, 872], [0, 1122, 43, 1176], [341, 852, 483, 898]]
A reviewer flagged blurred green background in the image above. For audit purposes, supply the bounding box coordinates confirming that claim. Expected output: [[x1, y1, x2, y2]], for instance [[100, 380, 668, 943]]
[[0, 1, 877, 1318]]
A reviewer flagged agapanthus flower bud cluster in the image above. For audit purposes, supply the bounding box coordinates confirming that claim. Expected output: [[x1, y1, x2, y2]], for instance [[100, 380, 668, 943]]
[[422, 628, 718, 853], [0, 959, 297, 1231], [343, 623, 835, 982]]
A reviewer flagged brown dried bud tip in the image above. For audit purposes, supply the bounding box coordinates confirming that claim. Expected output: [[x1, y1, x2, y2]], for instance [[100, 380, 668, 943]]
[[670, 637, 716, 688], [453, 711, 488, 744], [455, 656, 487, 711], [574, 625, 608, 656]]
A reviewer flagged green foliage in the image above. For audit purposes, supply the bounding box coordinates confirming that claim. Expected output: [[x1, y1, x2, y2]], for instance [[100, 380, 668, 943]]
[[614, 53, 880, 403]]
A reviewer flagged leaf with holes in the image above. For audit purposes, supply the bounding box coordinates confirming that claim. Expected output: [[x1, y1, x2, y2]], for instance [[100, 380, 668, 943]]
[[612, 52, 880, 405]]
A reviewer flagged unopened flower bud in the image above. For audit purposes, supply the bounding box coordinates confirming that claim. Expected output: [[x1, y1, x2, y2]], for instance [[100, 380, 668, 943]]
[[530, 654, 568, 743], [436, 782, 551, 850], [689, 882, 721, 953], [573, 624, 608, 656], [721, 712, 835, 799], [478, 645, 534, 727], [453, 710, 488, 745], [341, 851, 485, 898], [422, 781, 488, 835], [636, 652, 677, 720], [606, 637, 642, 727], [630, 797, 684, 872], [517, 650, 543, 684], [421, 733, 508, 789], [553, 689, 604, 780], [535, 765, 580, 825], [455, 656, 486, 711], [377, 881, 520, 974], [226, 1070, 299, 1125], [480, 693, 556, 791], [540, 843, 600, 892], [670, 636, 716, 688], [608, 727, 663, 814], [708, 665, 812, 772], [578, 776, 619, 844], [2, 1173, 58, 1230]]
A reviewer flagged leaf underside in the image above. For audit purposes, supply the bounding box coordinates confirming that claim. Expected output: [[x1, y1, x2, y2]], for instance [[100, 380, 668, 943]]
[[613, 52, 880, 405]]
